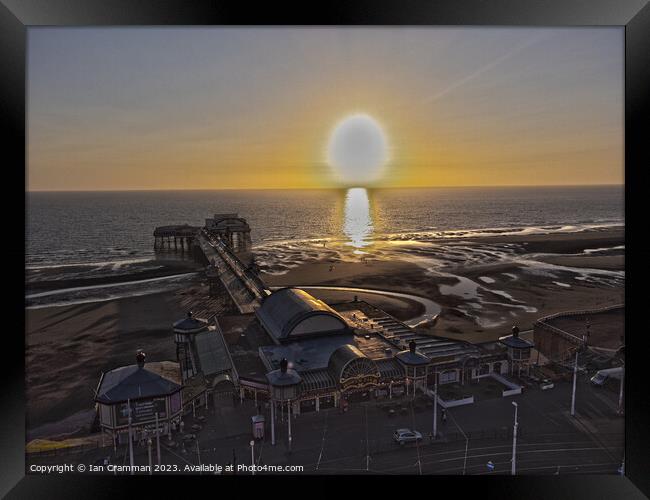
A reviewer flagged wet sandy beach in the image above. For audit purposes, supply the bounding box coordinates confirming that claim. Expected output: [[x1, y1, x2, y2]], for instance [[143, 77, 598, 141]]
[[25, 227, 623, 440]]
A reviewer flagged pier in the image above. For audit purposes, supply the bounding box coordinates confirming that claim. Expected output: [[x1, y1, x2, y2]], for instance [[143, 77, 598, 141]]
[[198, 228, 268, 313], [153, 224, 199, 252], [154, 214, 269, 314]]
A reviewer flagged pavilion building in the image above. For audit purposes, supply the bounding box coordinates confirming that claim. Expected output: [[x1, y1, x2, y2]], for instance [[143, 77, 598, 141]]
[[94, 351, 183, 447], [396, 340, 430, 397], [499, 326, 535, 377], [206, 287, 513, 416]]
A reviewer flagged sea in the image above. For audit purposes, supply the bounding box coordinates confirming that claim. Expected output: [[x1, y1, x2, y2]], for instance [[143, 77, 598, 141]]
[[26, 186, 624, 307]]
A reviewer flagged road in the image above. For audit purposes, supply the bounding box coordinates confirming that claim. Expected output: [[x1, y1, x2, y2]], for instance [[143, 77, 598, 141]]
[[27, 375, 624, 476]]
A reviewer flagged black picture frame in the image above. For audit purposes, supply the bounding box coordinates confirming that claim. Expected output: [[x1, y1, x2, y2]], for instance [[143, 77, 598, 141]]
[[3, 0, 648, 497]]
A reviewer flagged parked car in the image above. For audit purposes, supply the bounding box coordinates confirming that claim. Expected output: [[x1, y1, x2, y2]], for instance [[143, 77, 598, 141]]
[[539, 379, 554, 390], [393, 428, 423, 445], [590, 367, 623, 387]]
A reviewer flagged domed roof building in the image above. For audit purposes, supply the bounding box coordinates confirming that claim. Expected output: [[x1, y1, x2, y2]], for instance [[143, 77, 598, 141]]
[[255, 288, 350, 343]]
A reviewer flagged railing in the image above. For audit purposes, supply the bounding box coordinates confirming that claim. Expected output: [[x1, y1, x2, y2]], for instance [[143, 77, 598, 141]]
[[537, 304, 624, 323], [533, 304, 624, 365], [200, 229, 268, 300], [534, 321, 583, 345], [535, 304, 624, 346]]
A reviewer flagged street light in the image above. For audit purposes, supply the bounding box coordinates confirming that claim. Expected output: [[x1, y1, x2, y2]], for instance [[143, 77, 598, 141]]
[[571, 335, 587, 417], [570, 348, 579, 416], [511, 402, 518, 476], [127, 399, 134, 475], [618, 364, 625, 415], [432, 371, 438, 440], [571, 338, 586, 417], [250, 440, 255, 475], [270, 401, 276, 446], [287, 400, 293, 453], [155, 412, 161, 466], [446, 408, 468, 474], [267, 359, 301, 451], [147, 438, 153, 475]]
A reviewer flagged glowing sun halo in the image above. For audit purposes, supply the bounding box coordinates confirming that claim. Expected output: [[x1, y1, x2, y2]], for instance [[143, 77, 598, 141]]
[[327, 114, 389, 186]]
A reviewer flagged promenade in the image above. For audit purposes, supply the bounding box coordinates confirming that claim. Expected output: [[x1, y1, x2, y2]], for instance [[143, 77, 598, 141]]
[[28, 373, 624, 476]]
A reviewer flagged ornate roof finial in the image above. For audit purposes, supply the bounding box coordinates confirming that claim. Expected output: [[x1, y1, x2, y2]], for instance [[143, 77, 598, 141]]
[[136, 349, 146, 368]]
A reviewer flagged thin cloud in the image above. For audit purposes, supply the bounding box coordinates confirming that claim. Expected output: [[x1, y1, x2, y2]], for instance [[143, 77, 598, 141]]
[[422, 33, 549, 105]]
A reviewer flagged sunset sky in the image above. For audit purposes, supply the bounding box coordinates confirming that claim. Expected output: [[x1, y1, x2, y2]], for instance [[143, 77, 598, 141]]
[[27, 27, 623, 191]]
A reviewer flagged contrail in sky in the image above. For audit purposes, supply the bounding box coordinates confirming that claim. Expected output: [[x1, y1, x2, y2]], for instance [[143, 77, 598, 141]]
[[422, 33, 549, 105]]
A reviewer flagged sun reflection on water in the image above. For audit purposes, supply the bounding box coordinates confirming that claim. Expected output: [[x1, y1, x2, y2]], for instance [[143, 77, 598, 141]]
[[343, 187, 373, 250]]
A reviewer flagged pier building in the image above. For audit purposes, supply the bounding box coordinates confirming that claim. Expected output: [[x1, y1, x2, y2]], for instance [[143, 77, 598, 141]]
[[152, 214, 251, 257], [94, 351, 183, 447], [194, 287, 512, 419], [204, 213, 252, 256], [153, 224, 199, 252]]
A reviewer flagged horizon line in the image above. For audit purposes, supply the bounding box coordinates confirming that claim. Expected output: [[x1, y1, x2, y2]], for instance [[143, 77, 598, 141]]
[[27, 183, 624, 193]]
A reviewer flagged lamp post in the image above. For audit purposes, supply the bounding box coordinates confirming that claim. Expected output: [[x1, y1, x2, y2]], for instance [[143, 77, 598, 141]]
[[618, 365, 625, 415], [196, 437, 202, 473], [127, 399, 134, 475], [250, 440, 255, 475], [287, 400, 293, 452], [267, 358, 301, 451], [412, 369, 417, 400], [463, 438, 469, 475], [511, 402, 518, 476], [432, 370, 438, 440], [446, 408, 468, 474], [155, 412, 161, 466], [570, 348, 579, 416], [270, 400, 276, 446], [147, 438, 153, 475]]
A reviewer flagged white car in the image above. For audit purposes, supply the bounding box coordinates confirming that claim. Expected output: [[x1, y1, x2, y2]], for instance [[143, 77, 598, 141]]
[[393, 428, 423, 445], [590, 367, 623, 387]]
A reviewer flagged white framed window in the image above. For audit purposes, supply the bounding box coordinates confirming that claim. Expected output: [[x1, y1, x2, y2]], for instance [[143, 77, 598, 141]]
[[439, 370, 458, 384]]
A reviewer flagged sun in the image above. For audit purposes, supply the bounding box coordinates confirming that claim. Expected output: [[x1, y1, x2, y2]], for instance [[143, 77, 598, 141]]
[[327, 114, 389, 186]]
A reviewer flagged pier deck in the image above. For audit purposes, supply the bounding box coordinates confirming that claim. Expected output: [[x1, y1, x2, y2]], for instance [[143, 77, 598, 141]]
[[197, 229, 269, 314], [154, 214, 269, 315]]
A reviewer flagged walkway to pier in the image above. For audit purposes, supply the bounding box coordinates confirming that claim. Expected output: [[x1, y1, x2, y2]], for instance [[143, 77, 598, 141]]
[[197, 229, 269, 314]]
